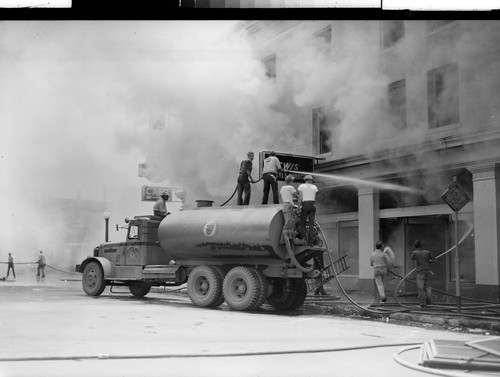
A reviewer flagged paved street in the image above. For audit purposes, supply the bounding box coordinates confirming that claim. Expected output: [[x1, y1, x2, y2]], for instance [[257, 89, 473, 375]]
[[0, 274, 493, 377]]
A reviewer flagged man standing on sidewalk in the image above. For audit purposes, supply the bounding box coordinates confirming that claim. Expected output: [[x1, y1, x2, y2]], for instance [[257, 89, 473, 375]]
[[370, 241, 391, 303], [411, 240, 435, 308], [7, 252, 15, 279], [37, 250, 46, 278]]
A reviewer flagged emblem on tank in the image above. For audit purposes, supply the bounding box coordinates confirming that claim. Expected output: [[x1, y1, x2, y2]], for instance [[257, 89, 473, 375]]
[[128, 247, 138, 259], [202, 221, 217, 238]]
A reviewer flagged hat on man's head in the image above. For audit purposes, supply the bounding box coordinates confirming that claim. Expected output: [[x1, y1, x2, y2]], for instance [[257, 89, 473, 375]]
[[375, 241, 383, 249], [285, 175, 295, 184], [304, 174, 313, 181], [161, 191, 170, 198]]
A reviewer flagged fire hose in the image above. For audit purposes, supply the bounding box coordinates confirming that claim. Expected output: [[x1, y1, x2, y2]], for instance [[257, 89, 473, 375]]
[[220, 177, 263, 206], [315, 221, 500, 318], [0, 261, 81, 276]]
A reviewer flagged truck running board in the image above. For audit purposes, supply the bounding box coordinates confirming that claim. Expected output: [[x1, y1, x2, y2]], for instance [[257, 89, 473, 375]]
[[142, 265, 181, 276], [306, 255, 350, 293]]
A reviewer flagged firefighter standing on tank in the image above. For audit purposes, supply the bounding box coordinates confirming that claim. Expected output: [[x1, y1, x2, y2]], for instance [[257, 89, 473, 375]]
[[237, 151, 256, 205], [261, 151, 282, 205]]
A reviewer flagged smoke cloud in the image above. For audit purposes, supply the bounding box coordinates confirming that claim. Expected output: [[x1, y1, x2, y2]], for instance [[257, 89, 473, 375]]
[[0, 21, 291, 263], [2, 20, 499, 266]]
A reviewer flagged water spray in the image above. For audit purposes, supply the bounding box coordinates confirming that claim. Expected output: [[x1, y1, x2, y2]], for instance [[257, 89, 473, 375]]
[[284, 169, 415, 193]]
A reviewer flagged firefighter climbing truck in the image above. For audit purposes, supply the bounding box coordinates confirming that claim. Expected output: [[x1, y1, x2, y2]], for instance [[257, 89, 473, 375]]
[[77, 205, 333, 311]]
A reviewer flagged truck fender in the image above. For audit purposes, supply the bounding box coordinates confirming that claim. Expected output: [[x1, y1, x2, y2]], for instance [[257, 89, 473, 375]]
[[78, 257, 112, 278]]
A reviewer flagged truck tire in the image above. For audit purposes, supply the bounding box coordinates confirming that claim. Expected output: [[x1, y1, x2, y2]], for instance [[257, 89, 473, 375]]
[[267, 278, 307, 311], [187, 265, 224, 307], [249, 268, 268, 310], [223, 266, 264, 311], [211, 266, 227, 307], [129, 282, 151, 297], [82, 261, 106, 297]]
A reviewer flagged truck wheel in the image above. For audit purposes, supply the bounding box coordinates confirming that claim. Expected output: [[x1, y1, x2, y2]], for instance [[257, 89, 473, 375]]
[[187, 265, 224, 307], [211, 266, 227, 307], [129, 282, 151, 297], [82, 261, 106, 297], [250, 268, 268, 310], [223, 266, 263, 311], [267, 278, 307, 311]]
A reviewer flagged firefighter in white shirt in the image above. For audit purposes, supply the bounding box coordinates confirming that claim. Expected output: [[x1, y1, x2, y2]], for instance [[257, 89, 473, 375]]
[[297, 174, 318, 246], [261, 151, 282, 204]]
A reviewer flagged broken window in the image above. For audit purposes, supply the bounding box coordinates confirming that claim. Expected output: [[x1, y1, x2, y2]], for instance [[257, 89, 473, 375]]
[[388, 79, 407, 130], [262, 54, 276, 79], [428, 63, 459, 129], [382, 21, 404, 49], [313, 107, 334, 154], [314, 25, 332, 55]]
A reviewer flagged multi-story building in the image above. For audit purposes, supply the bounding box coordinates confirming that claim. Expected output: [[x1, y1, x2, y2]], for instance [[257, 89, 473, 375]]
[[237, 20, 500, 300]]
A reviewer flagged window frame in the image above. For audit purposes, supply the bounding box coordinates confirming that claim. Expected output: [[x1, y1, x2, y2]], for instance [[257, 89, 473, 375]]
[[427, 63, 460, 129], [381, 20, 405, 49]]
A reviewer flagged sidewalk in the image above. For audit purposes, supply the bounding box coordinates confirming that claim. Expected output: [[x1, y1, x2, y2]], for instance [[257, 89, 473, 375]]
[[305, 287, 500, 336]]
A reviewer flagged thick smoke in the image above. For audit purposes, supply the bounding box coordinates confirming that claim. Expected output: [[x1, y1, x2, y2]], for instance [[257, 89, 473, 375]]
[[2, 21, 498, 266], [0, 21, 290, 264]]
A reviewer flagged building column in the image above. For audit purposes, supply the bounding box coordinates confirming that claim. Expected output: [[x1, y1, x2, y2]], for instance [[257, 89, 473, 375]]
[[469, 162, 500, 300], [358, 186, 380, 293]]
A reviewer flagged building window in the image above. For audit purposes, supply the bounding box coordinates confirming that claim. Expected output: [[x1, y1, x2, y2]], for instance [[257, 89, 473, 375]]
[[262, 54, 276, 79], [428, 63, 459, 129], [313, 107, 333, 154], [388, 79, 407, 130], [314, 25, 332, 55], [382, 21, 404, 49], [427, 20, 454, 33]]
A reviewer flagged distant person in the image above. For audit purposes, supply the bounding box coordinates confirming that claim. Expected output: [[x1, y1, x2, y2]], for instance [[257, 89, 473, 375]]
[[411, 240, 435, 308], [6, 252, 15, 279], [297, 174, 318, 245], [261, 151, 282, 205], [370, 241, 391, 303], [237, 151, 255, 205], [37, 250, 46, 278], [279, 174, 297, 243], [153, 191, 171, 218]]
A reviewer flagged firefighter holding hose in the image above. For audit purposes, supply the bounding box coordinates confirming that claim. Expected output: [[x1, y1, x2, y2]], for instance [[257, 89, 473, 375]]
[[237, 151, 256, 205], [261, 151, 282, 205]]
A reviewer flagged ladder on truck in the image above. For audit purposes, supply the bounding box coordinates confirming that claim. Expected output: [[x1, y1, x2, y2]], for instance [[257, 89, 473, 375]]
[[306, 255, 350, 293]]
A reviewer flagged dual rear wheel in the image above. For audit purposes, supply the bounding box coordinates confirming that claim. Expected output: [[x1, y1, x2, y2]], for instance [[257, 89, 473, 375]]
[[187, 265, 306, 311]]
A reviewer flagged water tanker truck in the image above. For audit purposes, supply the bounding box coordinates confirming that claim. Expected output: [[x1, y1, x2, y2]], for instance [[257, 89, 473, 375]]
[[77, 205, 334, 311]]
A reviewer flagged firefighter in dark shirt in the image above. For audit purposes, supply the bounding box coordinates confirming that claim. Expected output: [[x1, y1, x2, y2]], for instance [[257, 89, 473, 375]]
[[236, 151, 255, 205], [410, 240, 435, 307]]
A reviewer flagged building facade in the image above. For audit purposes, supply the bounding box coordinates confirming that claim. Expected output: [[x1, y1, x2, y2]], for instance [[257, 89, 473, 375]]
[[239, 20, 500, 300]]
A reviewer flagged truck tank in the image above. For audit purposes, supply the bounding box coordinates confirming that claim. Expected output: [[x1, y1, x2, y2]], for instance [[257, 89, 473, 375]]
[[157, 205, 289, 261]]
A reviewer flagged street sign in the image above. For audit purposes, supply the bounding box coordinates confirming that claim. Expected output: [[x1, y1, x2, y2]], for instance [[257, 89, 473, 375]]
[[442, 178, 470, 314], [259, 151, 315, 182], [141, 186, 185, 202], [441, 181, 470, 212]]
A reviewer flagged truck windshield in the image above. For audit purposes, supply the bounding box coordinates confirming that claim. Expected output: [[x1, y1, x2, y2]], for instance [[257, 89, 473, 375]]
[[128, 225, 139, 240]]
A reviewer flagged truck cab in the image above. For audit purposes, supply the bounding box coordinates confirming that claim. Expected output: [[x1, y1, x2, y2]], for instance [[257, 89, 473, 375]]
[[78, 215, 186, 297]]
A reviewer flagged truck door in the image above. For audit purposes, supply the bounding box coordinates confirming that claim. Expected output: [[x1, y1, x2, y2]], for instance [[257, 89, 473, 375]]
[[125, 223, 142, 266]]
